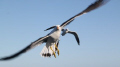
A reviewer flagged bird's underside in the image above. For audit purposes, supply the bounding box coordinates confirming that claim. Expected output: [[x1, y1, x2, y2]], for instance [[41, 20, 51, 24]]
[[40, 35, 60, 58], [0, 0, 109, 61]]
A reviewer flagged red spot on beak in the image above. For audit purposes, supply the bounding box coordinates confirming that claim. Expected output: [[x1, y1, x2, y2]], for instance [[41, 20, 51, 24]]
[[57, 26, 59, 30]]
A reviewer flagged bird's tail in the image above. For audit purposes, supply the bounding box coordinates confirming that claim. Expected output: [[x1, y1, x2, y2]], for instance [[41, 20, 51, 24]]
[[40, 44, 55, 57]]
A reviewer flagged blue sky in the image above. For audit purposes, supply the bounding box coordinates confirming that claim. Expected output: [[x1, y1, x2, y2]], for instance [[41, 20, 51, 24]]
[[0, 0, 120, 67]]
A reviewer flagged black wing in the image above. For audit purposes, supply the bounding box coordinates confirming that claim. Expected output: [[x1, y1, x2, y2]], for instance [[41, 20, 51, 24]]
[[68, 31, 80, 45], [0, 35, 50, 60], [60, 0, 109, 28]]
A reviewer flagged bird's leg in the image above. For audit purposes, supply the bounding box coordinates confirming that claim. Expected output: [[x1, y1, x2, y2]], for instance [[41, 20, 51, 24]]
[[50, 46, 56, 58], [55, 44, 59, 56]]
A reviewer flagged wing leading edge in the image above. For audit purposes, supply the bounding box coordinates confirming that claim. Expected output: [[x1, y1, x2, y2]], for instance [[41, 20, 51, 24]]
[[0, 35, 50, 60], [60, 0, 109, 28]]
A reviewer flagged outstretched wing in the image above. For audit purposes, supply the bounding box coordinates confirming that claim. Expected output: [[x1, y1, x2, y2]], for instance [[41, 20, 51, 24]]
[[68, 31, 80, 45], [60, 0, 109, 28], [0, 35, 50, 60]]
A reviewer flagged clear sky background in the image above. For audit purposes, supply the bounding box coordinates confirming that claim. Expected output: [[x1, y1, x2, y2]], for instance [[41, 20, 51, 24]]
[[0, 0, 120, 67]]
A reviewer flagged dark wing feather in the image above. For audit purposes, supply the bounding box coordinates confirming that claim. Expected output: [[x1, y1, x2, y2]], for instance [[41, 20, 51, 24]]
[[68, 31, 80, 45], [0, 35, 49, 60], [60, 0, 109, 28], [44, 26, 55, 31]]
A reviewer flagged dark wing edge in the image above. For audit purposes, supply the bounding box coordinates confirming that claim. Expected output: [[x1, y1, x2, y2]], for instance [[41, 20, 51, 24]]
[[44, 26, 55, 31], [0, 35, 50, 61], [68, 31, 80, 45], [60, 0, 109, 28]]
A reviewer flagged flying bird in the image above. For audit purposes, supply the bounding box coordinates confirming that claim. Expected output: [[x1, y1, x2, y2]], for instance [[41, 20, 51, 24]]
[[0, 0, 109, 60], [62, 28, 80, 45]]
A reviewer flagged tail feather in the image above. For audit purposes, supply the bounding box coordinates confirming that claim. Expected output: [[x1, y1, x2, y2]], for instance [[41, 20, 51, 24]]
[[40, 44, 55, 57]]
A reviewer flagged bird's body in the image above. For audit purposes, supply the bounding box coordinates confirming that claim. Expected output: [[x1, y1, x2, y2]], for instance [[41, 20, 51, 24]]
[[40, 25, 61, 57]]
